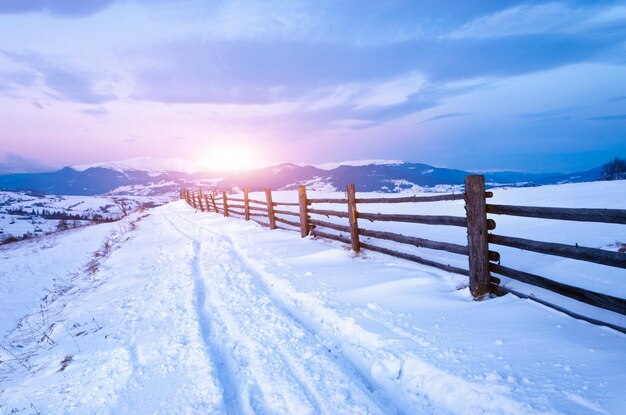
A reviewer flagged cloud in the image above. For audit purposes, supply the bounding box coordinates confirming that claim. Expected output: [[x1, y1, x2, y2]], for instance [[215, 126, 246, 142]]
[[420, 112, 470, 124], [448, 2, 626, 39], [586, 114, 626, 121], [1, 51, 115, 104], [0, 0, 119, 17], [80, 107, 110, 117], [0, 152, 53, 174]]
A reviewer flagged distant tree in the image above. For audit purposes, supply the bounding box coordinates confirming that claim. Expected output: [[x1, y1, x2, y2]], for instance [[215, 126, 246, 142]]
[[600, 157, 626, 181], [57, 219, 69, 231], [112, 197, 131, 217]]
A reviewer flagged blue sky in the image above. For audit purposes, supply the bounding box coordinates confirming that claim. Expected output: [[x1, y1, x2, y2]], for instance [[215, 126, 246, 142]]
[[0, 0, 625, 173]]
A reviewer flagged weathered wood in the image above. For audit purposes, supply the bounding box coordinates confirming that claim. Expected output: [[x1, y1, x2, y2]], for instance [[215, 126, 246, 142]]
[[298, 185, 309, 237], [490, 263, 626, 315], [273, 209, 300, 218], [347, 184, 360, 252], [204, 195, 211, 212], [265, 188, 277, 230], [356, 193, 466, 204], [360, 242, 470, 276], [489, 234, 626, 269], [228, 197, 245, 202], [210, 193, 218, 213], [311, 229, 352, 244], [358, 228, 469, 256], [308, 208, 350, 219], [191, 192, 197, 209], [275, 216, 301, 228], [357, 212, 467, 227], [487, 204, 626, 225], [309, 219, 351, 233], [197, 189, 204, 212], [251, 219, 271, 228], [248, 198, 267, 205], [465, 175, 491, 300], [308, 197, 348, 204], [492, 285, 626, 334], [227, 208, 245, 216], [244, 188, 250, 221], [222, 192, 229, 217], [228, 203, 245, 210], [248, 212, 268, 218], [274, 201, 300, 206]]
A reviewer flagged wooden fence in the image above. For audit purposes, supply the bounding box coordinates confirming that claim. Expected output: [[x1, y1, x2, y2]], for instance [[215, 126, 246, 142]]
[[179, 175, 626, 333]]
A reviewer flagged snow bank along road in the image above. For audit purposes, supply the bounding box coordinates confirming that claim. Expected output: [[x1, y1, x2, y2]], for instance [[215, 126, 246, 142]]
[[1, 201, 624, 414]]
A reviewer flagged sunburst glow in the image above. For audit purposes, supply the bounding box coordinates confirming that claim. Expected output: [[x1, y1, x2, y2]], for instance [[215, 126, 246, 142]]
[[199, 145, 259, 171]]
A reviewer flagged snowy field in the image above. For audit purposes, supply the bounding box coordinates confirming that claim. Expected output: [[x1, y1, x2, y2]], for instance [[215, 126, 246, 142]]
[[0, 191, 172, 244], [0, 181, 624, 414]]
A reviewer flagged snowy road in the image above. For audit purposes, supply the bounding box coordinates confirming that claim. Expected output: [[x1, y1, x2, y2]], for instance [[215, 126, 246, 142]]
[[1, 201, 625, 414]]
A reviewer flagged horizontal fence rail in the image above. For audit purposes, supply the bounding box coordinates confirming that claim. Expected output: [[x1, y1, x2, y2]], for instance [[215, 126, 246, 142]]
[[180, 176, 626, 333]]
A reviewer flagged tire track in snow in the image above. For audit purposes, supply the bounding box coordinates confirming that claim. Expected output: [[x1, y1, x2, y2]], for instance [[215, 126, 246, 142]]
[[161, 207, 393, 414], [191, 239, 244, 415]]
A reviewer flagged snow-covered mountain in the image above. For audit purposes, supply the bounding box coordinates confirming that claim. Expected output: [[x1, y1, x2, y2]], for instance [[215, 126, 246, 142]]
[[0, 158, 606, 196]]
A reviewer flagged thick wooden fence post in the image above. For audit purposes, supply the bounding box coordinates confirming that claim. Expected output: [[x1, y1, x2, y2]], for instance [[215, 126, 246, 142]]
[[191, 192, 197, 209], [204, 195, 211, 212], [465, 175, 491, 300], [222, 191, 229, 217], [185, 190, 191, 205], [346, 184, 360, 252], [210, 193, 218, 213], [198, 189, 204, 212], [244, 188, 250, 221], [298, 185, 309, 237], [265, 188, 277, 229]]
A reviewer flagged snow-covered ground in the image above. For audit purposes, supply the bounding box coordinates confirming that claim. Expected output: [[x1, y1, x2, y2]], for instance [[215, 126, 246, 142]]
[[0, 191, 171, 244], [0, 181, 624, 414]]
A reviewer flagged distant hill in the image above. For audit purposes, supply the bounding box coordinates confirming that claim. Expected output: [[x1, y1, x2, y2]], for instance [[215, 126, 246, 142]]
[[0, 158, 608, 196]]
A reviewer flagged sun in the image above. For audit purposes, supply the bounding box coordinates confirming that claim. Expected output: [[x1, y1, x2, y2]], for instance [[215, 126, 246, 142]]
[[199, 145, 259, 171]]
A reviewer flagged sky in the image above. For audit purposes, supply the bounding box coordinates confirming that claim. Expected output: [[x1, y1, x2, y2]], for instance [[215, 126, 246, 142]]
[[0, 0, 625, 173]]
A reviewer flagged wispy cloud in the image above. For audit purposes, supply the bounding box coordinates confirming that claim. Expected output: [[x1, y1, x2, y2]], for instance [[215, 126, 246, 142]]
[[0, 152, 52, 174], [0, 0, 118, 17], [420, 112, 470, 124], [1, 50, 115, 104], [447, 2, 626, 39], [587, 114, 626, 121]]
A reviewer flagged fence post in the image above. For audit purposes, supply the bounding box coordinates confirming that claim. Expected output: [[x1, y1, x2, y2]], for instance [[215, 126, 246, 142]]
[[465, 175, 491, 300], [198, 189, 204, 212], [191, 192, 197, 209], [244, 188, 250, 221], [204, 195, 211, 212], [298, 185, 309, 237], [210, 193, 218, 213], [185, 190, 191, 205], [265, 188, 277, 229], [346, 184, 360, 252], [222, 191, 229, 217]]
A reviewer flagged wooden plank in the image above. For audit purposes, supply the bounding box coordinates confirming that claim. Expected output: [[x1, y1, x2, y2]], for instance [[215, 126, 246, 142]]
[[251, 218, 271, 228], [244, 188, 250, 221], [248, 212, 268, 218], [492, 285, 626, 334], [487, 204, 626, 225], [248, 198, 267, 205], [358, 228, 469, 256], [204, 195, 211, 213], [465, 175, 491, 299], [274, 201, 300, 206], [308, 197, 348, 204], [347, 184, 360, 252], [356, 193, 466, 204], [298, 186, 309, 237], [197, 189, 204, 212], [273, 209, 299, 218], [489, 234, 626, 269], [360, 242, 470, 276], [309, 219, 351, 233], [222, 191, 229, 217], [357, 212, 467, 227], [228, 203, 245, 210], [210, 193, 218, 213], [275, 216, 301, 228], [308, 208, 350, 219], [490, 263, 626, 315], [265, 188, 277, 230], [228, 197, 245, 202], [311, 229, 352, 244]]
